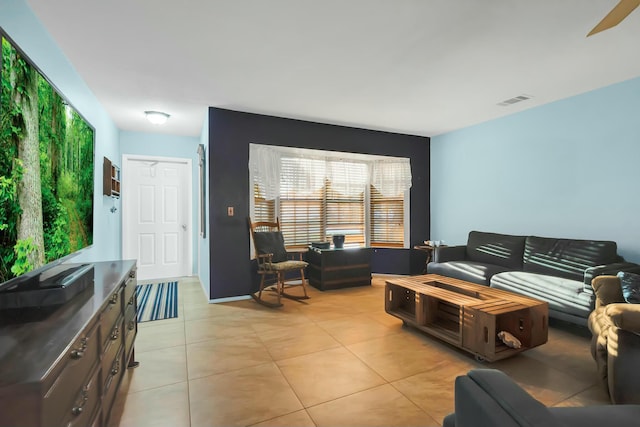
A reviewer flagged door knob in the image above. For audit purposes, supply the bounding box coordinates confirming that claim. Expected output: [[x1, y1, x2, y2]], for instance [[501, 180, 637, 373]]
[[181, 224, 187, 230]]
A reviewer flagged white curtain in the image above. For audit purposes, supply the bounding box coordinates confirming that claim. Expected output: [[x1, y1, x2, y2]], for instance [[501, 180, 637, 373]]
[[326, 160, 368, 197], [249, 144, 281, 200], [370, 158, 412, 197], [280, 156, 326, 196], [250, 144, 412, 199]]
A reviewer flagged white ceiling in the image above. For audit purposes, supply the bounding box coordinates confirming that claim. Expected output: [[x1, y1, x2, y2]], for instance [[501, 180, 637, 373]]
[[26, 0, 640, 138]]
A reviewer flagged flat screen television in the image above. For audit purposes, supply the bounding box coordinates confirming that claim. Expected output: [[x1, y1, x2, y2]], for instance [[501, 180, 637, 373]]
[[0, 28, 95, 298]]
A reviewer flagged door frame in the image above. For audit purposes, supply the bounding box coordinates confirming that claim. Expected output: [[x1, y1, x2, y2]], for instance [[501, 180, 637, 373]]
[[121, 154, 193, 279]]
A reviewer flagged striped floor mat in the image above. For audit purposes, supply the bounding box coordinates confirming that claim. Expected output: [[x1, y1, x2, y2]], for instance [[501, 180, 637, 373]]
[[135, 281, 179, 322]]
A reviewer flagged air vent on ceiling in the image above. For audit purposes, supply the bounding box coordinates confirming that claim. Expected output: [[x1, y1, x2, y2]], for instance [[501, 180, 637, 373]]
[[497, 94, 532, 107]]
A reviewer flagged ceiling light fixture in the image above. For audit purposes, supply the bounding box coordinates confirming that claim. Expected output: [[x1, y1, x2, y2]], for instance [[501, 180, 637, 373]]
[[144, 110, 170, 125]]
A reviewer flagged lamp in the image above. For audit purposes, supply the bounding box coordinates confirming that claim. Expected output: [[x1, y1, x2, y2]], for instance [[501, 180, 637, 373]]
[[144, 110, 170, 125]]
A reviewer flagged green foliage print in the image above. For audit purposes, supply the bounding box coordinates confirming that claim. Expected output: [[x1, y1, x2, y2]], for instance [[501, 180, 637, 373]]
[[1, 34, 94, 284], [11, 238, 35, 276]]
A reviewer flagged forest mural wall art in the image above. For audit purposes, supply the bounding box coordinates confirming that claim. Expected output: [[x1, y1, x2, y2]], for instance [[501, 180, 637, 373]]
[[0, 31, 94, 284]]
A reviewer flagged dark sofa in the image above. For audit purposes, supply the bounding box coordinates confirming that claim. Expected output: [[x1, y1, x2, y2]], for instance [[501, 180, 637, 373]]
[[443, 369, 640, 427], [427, 231, 639, 325]]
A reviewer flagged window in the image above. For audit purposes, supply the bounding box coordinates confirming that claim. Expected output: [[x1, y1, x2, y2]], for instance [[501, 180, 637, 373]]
[[249, 145, 410, 249], [370, 185, 404, 247], [325, 160, 367, 246], [252, 180, 275, 224]]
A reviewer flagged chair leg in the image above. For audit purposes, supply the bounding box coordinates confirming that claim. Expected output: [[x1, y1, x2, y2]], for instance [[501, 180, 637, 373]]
[[258, 274, 266, 300], [299, 268, 309, 298], [280, 269, 310, 301], [277, 272, 284, 306], [251, 272, 283, 308]]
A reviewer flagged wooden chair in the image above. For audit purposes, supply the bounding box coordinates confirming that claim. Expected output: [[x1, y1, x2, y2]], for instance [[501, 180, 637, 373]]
[[248, 217, 309, 307]]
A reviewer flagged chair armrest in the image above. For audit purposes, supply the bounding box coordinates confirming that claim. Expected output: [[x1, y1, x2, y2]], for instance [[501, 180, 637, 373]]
[[256, 253, 274, 267], [605, 303, 640, 332], [455, 369, 561, 427], [433, 245, 467, 263], [592, 276, 625, 308], [584, 262, 640, 285]]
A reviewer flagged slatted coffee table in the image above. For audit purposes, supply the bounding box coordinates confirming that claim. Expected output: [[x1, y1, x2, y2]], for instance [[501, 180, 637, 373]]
[[385, 274, 548, 362]]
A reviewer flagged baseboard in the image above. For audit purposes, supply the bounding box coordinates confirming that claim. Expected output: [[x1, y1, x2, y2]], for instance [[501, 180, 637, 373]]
[[209, 295, 252, 304]]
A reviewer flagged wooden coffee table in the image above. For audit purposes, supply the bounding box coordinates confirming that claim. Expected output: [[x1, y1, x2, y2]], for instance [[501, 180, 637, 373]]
[[385, 274, 548, 362]]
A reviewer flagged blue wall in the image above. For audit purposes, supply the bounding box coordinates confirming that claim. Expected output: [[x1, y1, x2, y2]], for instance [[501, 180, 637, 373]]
[[431, 77, 640, 262], [1, 0, 122, 262], [119, 131, 202, 275]]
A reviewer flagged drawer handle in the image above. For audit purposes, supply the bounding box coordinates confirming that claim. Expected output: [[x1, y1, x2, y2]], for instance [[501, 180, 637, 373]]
[[70, 337, 88, 360], [111, 359, 120, 376], [71, 349, 84, 359], [110, 293, 119, 305], [111, 326, 120, 340], [128, 320, 136, 331], [71, 388, 89, 416]]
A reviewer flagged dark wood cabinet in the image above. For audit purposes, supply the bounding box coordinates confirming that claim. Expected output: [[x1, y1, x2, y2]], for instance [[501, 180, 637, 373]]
[[0, 260, 138, 427], [306, 247, 372, 290], [103, 157, 121, 198]]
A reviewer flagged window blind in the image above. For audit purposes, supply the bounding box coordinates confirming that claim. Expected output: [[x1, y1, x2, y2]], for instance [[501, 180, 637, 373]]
[[252, 180, 275, 223], [325, 161, 366, 246], [370, 185, 405, 247], [279, 157, 325, 247]]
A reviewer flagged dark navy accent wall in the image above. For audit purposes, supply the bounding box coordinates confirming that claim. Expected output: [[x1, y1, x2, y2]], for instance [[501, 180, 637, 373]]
[[208, 108, 429, 299]]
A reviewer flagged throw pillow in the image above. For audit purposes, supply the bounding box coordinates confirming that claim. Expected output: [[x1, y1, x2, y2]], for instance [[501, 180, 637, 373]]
[[253, 231, 288, 263], [617, 271, 640, 304]]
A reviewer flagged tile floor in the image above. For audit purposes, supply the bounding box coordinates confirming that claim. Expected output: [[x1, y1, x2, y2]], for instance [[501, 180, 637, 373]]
[[109, 275, 609, 427]]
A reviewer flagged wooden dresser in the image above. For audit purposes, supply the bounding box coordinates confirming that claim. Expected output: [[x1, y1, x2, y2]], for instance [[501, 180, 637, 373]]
[[306, 247, 372, 290], [0, 260, 138, 427]]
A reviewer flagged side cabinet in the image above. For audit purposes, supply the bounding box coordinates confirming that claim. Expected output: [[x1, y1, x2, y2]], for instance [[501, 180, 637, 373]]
[[306, 247, 372, 291], [0, 260, 138, 427]]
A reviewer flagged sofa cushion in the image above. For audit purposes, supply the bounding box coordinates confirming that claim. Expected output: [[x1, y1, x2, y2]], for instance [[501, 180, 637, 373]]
[[427, 261, 513, 286], [617, 271, 640, 304], [523, 236, 618, 282], [465, 231, 526, 270], [491, 271, 594, 319]]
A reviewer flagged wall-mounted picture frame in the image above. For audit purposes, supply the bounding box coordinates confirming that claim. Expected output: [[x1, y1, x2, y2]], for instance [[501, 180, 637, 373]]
[[197, 143, 206, 238]]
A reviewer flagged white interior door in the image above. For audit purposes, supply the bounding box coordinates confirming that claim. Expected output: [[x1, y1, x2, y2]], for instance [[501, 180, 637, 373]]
[[122, 157, 192, 281]]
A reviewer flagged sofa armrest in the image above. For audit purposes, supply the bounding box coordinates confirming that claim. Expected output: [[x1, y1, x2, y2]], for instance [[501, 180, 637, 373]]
[[451, 369, 561, 427], [433, 245, 466, 263], [584, 262, 640, 286], [592, 276, 626, 308], [605, 303, 640, 332]]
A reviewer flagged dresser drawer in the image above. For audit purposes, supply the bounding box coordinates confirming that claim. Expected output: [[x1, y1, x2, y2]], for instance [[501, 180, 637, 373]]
[[101, 289, 123, 347], [59, 367, 101, 427], [124, 302, 137, 350], [102, 347, 124, 422], [102, 314, 123, 385], [42, 320, 99, 425], [123, 275, 137, 308]]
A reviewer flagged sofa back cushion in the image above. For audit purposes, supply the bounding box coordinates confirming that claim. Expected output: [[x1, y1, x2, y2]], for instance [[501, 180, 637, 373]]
[[523, 236, 618, 281], [617, 271, 640, 304], [465, 231, 526, 269]]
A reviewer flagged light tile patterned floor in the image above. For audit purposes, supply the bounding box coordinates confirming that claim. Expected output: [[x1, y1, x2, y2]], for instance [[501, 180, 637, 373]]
[[110, 275, 609, 427]]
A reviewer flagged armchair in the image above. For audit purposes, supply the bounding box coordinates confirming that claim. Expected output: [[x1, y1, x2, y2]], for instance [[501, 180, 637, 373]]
[[588, 274, 640, 404]]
